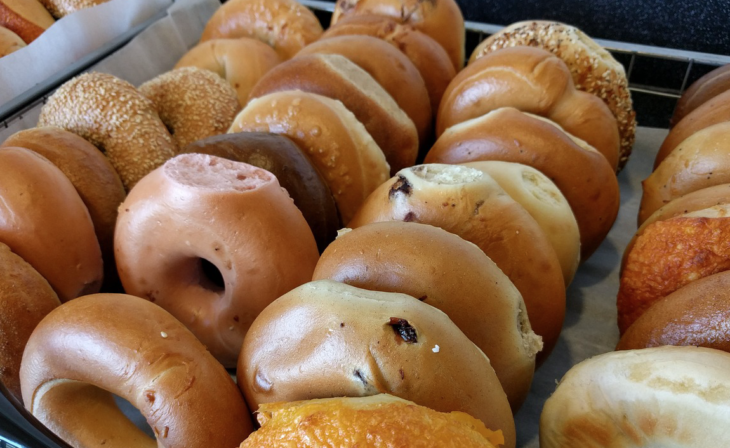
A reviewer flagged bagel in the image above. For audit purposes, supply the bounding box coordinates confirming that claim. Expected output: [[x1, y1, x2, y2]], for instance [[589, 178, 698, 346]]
[[672, 64, 730, 126], [20, 293, 252, 448], [199, 0, 323, 60], [38, 72, 177, 190], [462, 161, 581, 286], [238, 280, 517, 448], [321, 14, 456, 111], [438, 46, 620, 170], [249, 53, 418, 174], [330, 0, 465, 71], [313, 221, 543, 411], [0, 0, 54, 43], [471, 21, 635, 170], [181, 132, 339, 252], [296, 34, 432, 147], [654, 89, 730, 168], [425, 107, 620, 261], [241, 395, 505, 448], [0, 242, 59, 401], [1, 127, 126, 291], [348, 164, 566, 363], [228, 90, 389, 224], [641, 121, 730, 222], [0, 25, 24, 57], [618, 205, 730, 334], [174, 38, 281, 107], [0, 147, 102, 301], [617, 270, 730, 352], [115, 153, 319, 367], [540, 346, 730, 447], [38, 0, 108, 18]]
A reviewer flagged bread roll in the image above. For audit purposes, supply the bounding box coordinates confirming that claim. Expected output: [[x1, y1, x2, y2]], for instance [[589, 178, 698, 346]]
[[174, 38, 281, 107], [654, 89, 730, 168], [0, 147, 102, 301], [249, 53, 418, 173], [228, 90, 389, 224], [426, 107, 620, 260], [438, 46, 620, 170], [348, 164, 566, 362], [0, 25, 23, 57], [617, 270, 730, 352], [0, 0, 54, 43], [462, 161, 581, 286], [672, 64, 730, 126], [313, 221, 542, 411], [540, 346, 730, 447], [241, 395, 504, 448], [238, 280, 517, 448], [641, 121, 730, 221]]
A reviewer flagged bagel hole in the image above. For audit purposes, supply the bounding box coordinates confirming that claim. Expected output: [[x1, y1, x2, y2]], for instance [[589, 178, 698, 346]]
[[199, 258, 225, 292]]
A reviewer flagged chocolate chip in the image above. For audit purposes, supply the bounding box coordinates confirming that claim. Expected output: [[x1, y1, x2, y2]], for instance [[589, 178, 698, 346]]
[[389, 175, 412, 199], [340, 322, 345, 327], [418, 295, 427, 301], [388, 317, 418, 343], [403, 211, 416, 222]]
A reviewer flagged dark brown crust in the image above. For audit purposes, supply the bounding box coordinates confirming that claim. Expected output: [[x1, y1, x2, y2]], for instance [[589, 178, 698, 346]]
[[672, 64, 730, 127]]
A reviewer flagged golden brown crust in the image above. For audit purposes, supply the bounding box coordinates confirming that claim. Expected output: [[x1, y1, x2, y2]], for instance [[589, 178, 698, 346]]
[[426, 108, 620, 261], [0, 0, 53, 44], [347, 164, 565, 364], [38, 0, 109, 18], [238, 280, 517, 448], [228, 90, 389, 224], [617, 270, 730, 352], [200, 0, 323, 60], [249, 53, 418, 174], [322, 14, 456, 111], [672, 64, 730, 126], [0, 25, 24, 56], [655, 89, 730, 168], [139, 67, 240, 149], [330, 0, 465, 71], [38, 72, 177, 190], [438, 46, 620, 170], [640, 183, 730, 228], [174, 37, 281, 107], [298, 35, 432, 147], [115, 154, 319, 367], [472, 21, 635, 171], [241, 395, 502, 448], [0, 147, 102, 301], [0, 243, 59, 402], [313, 221, 542, 411], [20, 293, 252, 448]]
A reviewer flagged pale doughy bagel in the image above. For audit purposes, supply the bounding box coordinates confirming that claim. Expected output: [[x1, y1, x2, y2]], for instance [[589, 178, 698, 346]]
[[540, 346, 730, 447], [0, 25, 24, 57], [139, 67, 239, 149], [249, 53, 418, 174], [238, 280, 517, 448], [348, 164, 566, 363], [0, 147, 102, 301], [19, 293, 252, 448], [426, 107, 620, 261], [672, 64, 730, 126], [0, 242, 59, 401], [438, 46, 620, 170], [330, 0, 465, 71], [313, 221, 542, 411], [0, 0, 54, 43], [462, 161, 581, 286], [174, 38, 281, 107], [241, 395, 504, 448], [471, 21, 635, 170], [38, 72, 177, 190], [115, 153, 319, 367], [38, 0, 108, 18], [640, 183, 730, 228], [200, 0, 323, 60], [228, 90, 389, 224]]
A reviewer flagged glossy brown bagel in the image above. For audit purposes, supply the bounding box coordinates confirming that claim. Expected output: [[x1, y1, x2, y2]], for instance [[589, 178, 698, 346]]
[[348, 164, 566, 362], [672, 64, 730, 127], [0, 147, 102, 301], [181, 132, 340, 252], [20, 293, 252, 448], [0, 0, 54, 43], [426, 108, 620, 260], [238, 280, 517, 448], [313, 221, 543, 411]]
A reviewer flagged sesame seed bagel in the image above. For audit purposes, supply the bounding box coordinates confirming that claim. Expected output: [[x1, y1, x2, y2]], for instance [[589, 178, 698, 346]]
[[0, 0, 54, 44], [174, 38, 282, 107], [471, 21, 636, 171], [38, 0, 108, 18], [38, 72, 177, 190], [139, 67, 240, 149], [0, 25, 24, 57]]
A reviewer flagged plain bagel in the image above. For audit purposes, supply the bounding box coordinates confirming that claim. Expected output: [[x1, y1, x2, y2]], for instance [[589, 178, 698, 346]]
[[0, 25, 24, 56], [0, 0, 54, 43], [672, 64, 730, 126]]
